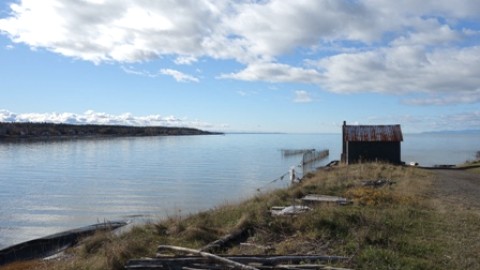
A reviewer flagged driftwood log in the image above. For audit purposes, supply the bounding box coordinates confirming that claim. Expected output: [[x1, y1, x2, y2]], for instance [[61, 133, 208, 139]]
[[156, 245, 259, 270], [126, 252, 351, 270]]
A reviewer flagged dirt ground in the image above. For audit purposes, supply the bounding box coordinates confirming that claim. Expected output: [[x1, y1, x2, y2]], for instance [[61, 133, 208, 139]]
[[428, 167, 480, 210]]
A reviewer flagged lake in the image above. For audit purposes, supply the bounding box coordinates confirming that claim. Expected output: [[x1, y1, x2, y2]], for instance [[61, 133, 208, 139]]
[[0, 133, 478, 248]]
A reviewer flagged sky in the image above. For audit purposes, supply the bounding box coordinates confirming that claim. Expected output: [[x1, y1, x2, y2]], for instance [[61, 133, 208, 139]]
[[0, 0, 479, 133]]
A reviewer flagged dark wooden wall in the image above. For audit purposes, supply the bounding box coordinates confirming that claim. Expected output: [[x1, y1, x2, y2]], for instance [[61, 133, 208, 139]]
[[346, 141, 401, 164]]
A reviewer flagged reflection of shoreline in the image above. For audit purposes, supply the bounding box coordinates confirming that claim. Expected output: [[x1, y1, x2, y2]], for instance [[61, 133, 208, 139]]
[[0, 122, 221, 142]]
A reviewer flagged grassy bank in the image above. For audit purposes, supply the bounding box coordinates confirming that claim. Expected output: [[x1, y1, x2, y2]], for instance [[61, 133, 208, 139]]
[[8, 163, 480, 269], [461, 160, 480, 174]]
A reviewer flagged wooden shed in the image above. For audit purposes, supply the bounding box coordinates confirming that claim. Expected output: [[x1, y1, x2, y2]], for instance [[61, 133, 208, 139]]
[[341, 121, 403, 164]]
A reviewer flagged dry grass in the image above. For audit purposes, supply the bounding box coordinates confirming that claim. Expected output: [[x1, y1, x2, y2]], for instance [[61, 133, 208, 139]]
[[459, 160, 480, 174], [0, 260, 51, 270], [9, 162, 480, 270]]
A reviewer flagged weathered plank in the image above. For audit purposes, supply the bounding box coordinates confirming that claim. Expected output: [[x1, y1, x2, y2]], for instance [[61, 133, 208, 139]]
[[301, 195, 349, 205]]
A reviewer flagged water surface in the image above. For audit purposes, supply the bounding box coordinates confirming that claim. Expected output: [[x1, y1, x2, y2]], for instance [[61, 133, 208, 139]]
[[0, 133, 478, 248]]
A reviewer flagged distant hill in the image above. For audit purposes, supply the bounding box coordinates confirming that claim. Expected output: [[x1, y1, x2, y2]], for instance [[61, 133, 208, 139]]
[[0, 122, 221, 140]]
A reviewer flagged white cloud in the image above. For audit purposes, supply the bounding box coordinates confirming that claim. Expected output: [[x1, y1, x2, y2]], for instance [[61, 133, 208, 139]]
[[174, 55, 198, 65], [160, 69, 199, 83], [220, 62, 323, 84], [1, 0, 479, 105], [391, 23, 464, 47], [293, 90, 312, 103], [121, 66, 157, 78], [0, 110, 222, 130], [312, 46, 480, 97], [3, 0, 476, 64], [367, 110, 480, 132], [404, 90, 480, 106], [0, 0, 225, 63], [442, 111, 480, 129], [364, 0, 480, 19], [0, 109, 16, 122], [226, 0, 385, 57], [122, 66, 200, 82]]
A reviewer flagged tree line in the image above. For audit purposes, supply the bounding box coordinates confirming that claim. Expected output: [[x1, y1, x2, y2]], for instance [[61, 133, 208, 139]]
[[0, 122, 220, 139]]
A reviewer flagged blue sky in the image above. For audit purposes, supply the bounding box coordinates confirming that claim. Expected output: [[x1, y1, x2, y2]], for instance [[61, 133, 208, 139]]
[[0, 0, 479, 133]]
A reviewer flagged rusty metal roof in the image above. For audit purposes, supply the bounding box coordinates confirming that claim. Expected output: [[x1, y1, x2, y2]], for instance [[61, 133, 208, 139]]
[[344, 125, 403, 142]]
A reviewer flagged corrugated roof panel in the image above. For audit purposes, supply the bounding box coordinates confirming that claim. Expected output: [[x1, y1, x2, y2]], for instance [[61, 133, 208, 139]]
[[344, 125, 403, 142]]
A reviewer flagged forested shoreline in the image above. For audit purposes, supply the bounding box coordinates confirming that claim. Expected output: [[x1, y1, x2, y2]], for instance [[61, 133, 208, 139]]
[[0, 122, 220, 140]]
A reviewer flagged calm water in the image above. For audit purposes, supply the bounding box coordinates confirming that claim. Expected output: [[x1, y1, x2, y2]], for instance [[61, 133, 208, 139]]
[[0, 133, 478, 248]]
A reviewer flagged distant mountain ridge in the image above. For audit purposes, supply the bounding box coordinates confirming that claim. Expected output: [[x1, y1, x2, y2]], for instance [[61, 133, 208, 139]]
[[0, 122, 220, 140]]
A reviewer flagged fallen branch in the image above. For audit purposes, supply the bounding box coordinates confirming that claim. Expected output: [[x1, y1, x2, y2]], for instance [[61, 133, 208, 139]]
[[156, 245, 259, 270], [200, 225, 253, 253]]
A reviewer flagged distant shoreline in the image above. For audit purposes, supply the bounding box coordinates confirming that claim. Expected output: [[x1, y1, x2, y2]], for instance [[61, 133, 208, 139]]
[[0, 122, 222, 141]]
